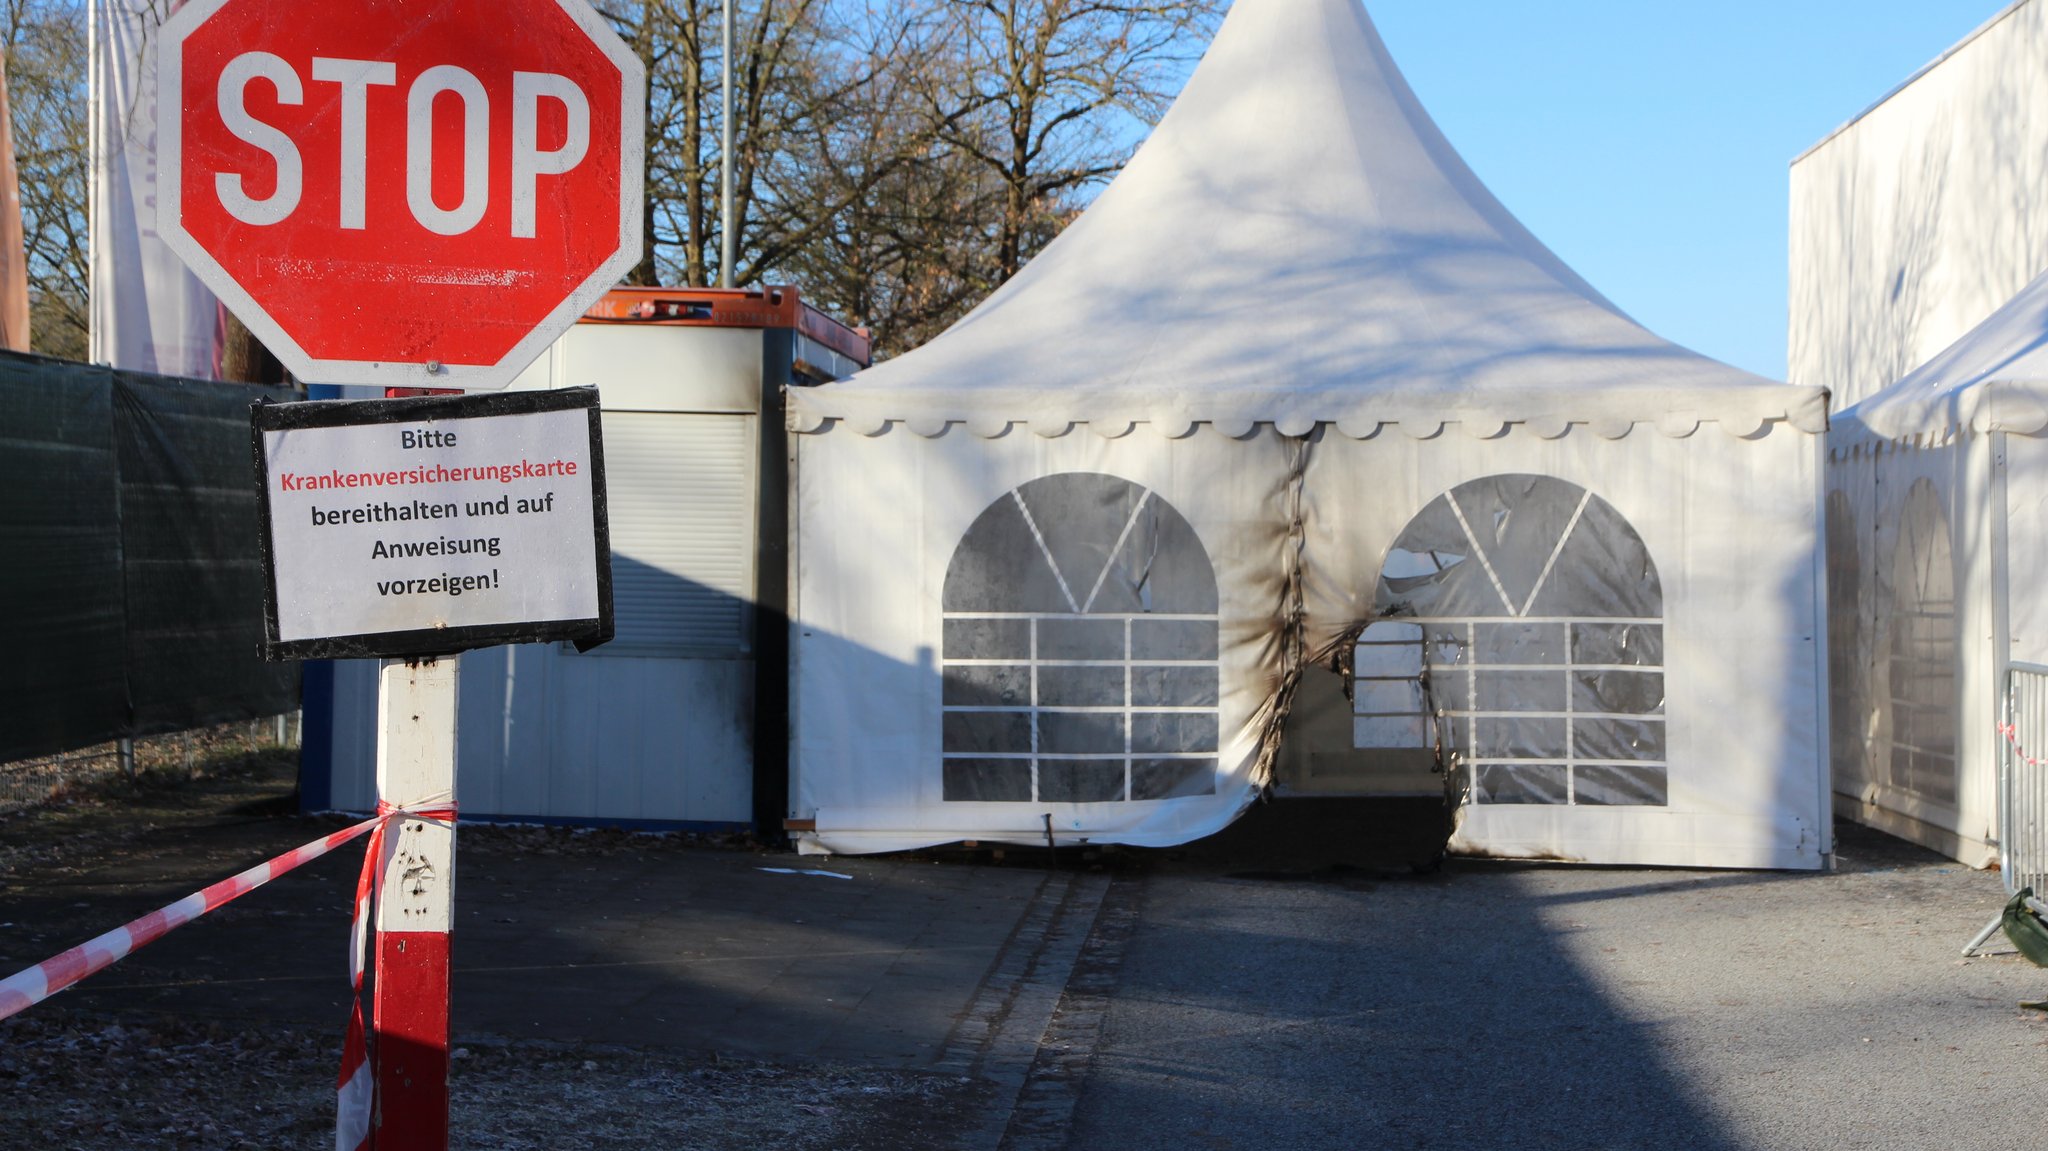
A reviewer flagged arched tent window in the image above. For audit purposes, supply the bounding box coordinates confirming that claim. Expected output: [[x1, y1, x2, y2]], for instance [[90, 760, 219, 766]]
[[940, 473, 1220, 804], [1368, 474, 1666, 806], [1825, 490, 1866, 786], [1886, 478, 1957, 806]]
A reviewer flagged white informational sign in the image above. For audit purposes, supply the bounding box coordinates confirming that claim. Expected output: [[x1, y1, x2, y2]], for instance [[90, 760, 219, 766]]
[[253, 388, 612, 659]]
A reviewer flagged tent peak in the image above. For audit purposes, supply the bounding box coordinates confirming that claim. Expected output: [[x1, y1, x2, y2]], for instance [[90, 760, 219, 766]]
[[803, 0, 1807, 434]]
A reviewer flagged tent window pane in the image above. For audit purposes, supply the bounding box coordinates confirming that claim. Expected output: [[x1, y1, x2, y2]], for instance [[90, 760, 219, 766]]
[[1475, 671, 1568, 712], [1371, 475, 1667, 807], [1574, 765, 1668, 806], [944, 618, 1030, 660], [941, 473, 1221, 804], [1473, 622, 1567, 664], [1573, 670, 1665, 715], [1572, 622, 1662, 667], [1132, 618, 1220, 660], [1475, 764, 1570, 805], [1474, 717, 1568, 758], [1040, 761, 1127, 803], [1133, 759, 1218, 800], [1574, 717, 1667, 761], [1132, 666, 1219, 708], [1039, 619, 1126, 659], [1039, 666, 1128, 707], [943, 760, 1033, 802], [1885, 479, 1957, 806], [1132, 712, 1220, 754], [942, 665, 1031, 706], [1040, 712, 1127, 755], [943, 711, 1032, 754]]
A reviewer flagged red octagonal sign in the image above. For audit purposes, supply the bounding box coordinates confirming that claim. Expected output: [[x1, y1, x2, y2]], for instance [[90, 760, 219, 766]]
[[158, 0, 645, 389]]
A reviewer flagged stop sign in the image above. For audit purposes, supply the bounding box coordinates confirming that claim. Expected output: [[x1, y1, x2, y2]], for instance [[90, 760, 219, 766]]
[[157, 0, 645, 389]]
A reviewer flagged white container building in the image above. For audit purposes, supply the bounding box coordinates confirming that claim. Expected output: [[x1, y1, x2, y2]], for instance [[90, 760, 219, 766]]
[[299, 287, 869, 830]]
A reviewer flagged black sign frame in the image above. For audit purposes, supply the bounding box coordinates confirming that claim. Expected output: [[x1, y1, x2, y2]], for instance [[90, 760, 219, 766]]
[[251, 387, 614, 661]]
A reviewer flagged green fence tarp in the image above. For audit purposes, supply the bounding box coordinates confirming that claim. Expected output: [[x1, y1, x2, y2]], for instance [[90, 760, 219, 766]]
[[0, 356, 126, 759], [0, 351, 298, 761]]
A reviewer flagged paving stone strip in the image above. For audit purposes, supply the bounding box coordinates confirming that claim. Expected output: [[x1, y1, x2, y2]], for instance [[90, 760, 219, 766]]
[[937, 869, 1109, 1151], [996, 874, 1143, 1151]]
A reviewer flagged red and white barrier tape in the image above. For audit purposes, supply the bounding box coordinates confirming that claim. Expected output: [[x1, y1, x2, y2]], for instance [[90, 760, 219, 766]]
[[0, 800, 458, 1151], [2, 798, 466, 1146], [339, 799, 455, 1151], [1999, 722, 2042, 769], [0, 815, 381, 1022]]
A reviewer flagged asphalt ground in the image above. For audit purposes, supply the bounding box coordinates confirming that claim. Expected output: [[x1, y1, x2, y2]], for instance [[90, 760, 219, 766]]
[[1054, 823, 2048, 1151], [0, 753, 1105, 1149], [4, 756, 2044, 1150], [0, 792, 1088, 1071]]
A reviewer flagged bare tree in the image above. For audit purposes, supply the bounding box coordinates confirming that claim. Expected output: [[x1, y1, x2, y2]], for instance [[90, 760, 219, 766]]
[[771, 81, 1005, 355], [927, 0, 1221, 282], [603, 0, 832, 287], [745, 0, 998, 352], [765, 0, 1219, 356], [600, 0, 712, 284], [4, 0, 87, 361], [604, 0, 955, 298]]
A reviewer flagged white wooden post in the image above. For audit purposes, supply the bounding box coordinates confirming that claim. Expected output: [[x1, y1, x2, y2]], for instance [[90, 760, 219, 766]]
[[372, 655, 459, 1149]]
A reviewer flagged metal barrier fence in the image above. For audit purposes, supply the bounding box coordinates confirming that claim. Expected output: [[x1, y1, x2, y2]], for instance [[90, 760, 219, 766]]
[[0, 713, 301, 816], [2001, 664, 2048, 896]]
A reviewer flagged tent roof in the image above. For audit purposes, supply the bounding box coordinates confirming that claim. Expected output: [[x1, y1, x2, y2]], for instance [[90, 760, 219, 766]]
[[1843, 264, 2048, 439], [792, 0, 1823, 440]]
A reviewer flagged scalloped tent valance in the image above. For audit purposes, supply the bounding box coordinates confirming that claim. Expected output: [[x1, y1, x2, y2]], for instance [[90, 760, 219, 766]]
[[790, 402, 1828, 441], [792, 0, 1823, 435]]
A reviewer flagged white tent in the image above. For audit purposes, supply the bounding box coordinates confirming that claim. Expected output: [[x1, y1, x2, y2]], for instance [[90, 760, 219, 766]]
[[1829, 265, 2048, 872], [787, 0, 1831, 866]]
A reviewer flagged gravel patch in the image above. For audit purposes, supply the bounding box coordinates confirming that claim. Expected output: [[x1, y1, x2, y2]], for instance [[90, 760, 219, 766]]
[[0, 1010, 992, 1151]]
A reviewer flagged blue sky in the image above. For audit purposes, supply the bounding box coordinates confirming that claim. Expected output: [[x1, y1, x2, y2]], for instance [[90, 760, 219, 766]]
[[1363, 0, 2009, 380]]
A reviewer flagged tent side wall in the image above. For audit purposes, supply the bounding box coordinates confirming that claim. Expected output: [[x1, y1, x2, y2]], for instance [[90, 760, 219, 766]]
[[1826, 426, 2001, 865], [2003, 434, 2048, 668], [1298, 423, 1828, 869], [1790, 0, 2048, 410], [1998, 431, 2048, 856], [789, 425, 1294, 854]]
